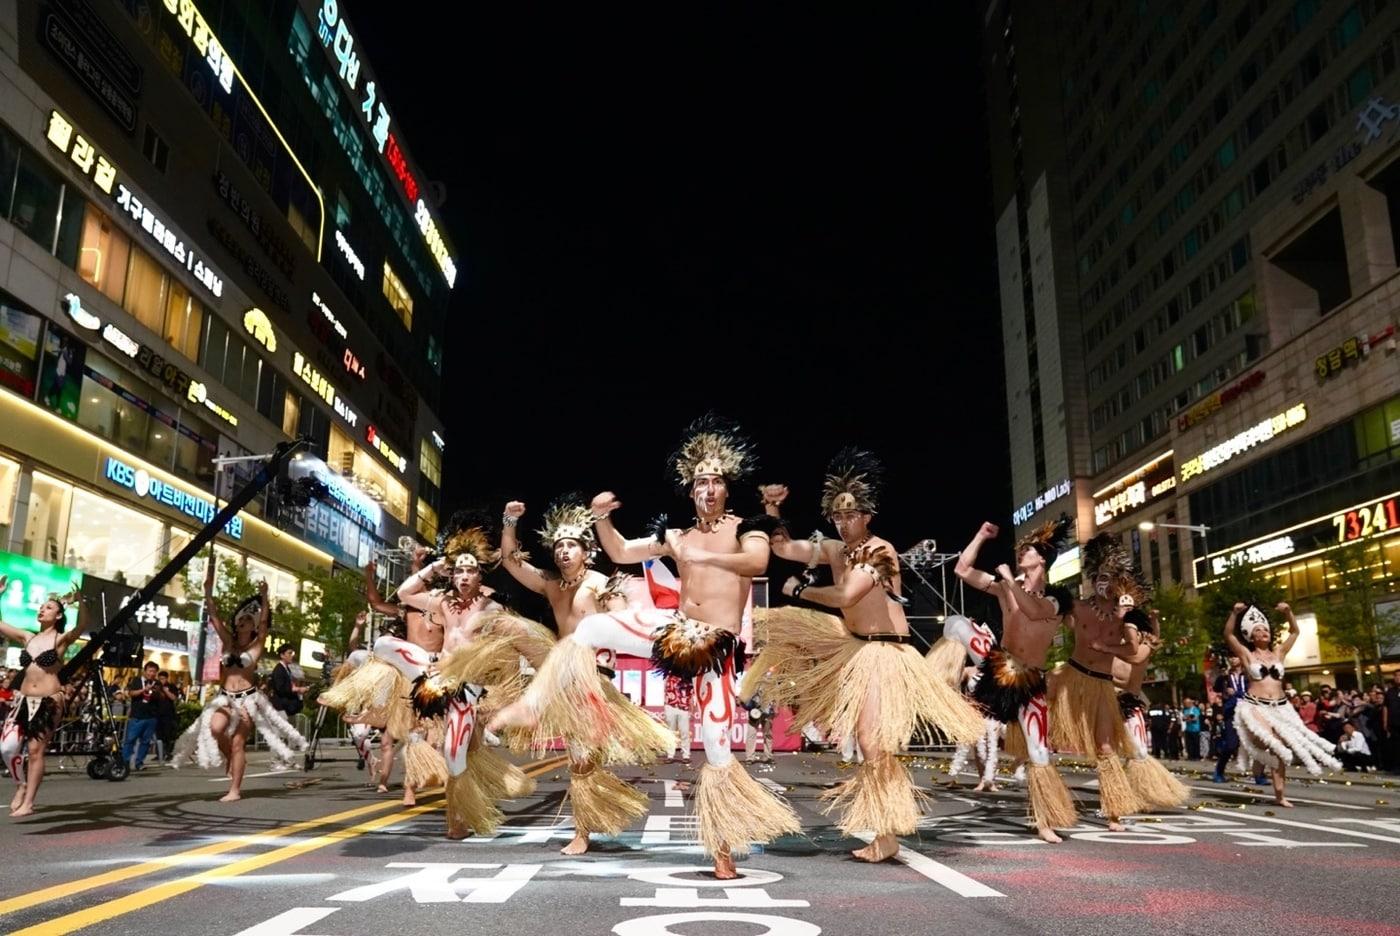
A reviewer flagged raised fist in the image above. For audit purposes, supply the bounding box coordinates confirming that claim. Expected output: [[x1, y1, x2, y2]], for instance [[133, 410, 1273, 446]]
[[504, 501, 527, 518]]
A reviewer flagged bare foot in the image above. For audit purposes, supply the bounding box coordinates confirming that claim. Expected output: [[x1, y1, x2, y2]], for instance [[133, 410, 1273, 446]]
[[1274, 797, 1294, 808], [486, 699, 537, 735], [1106, 820, 1127, 832], [218, 791, 242, 803], [10, 805, 34, 818], [971, 780, 988, 792], [712, 849, 738, 880], [10, 786, 25, 811], [445, 825, 469, 841], [376, 783, 389, 794], [944, 779, 960, 788], [852, 835, 899, 863], [972, 780, 999, 792], [560, 834, 590, 855], [402, 792, 416, 807], [1036, 827, 1063, 844]]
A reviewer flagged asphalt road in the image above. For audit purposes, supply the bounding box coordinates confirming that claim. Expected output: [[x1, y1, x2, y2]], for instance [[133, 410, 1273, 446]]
[[2, 746, 1398, 936]]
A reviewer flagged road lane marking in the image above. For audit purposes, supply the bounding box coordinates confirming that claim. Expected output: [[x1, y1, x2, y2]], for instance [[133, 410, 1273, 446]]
[[1197, 808, 1400, 844], [4, 755, 568, 931], [852, 833, 1003, 897]]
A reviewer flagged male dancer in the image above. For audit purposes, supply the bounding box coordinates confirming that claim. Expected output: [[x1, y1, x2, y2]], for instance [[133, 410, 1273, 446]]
[[1043, 534, 1146, 829], [1096, 612, 1190, 809], [952, 517, 1079, 842], [497, 495, 666, 854], [398, 528, 538, 839], [490, 414, 799, 879], [755, 449, 985, 862]]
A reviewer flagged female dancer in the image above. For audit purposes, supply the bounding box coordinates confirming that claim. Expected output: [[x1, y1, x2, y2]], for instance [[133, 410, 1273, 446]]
[[1223, 601, 1339, 806], [173, 566, 306, 800], [0, 577, 82, 818]]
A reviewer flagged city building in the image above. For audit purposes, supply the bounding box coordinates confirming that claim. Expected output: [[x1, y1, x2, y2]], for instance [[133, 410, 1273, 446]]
[[984, 0, 1400, 686], [0, 0, 456, 677]]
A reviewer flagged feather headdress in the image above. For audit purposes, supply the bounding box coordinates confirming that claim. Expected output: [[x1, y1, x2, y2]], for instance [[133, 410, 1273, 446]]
[[820, 447, 883, 516], [668, 412, 758, 494], [1015, 513, 1073, 566]]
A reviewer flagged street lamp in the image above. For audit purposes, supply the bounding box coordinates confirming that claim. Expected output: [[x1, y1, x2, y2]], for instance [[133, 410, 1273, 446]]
[[1139, 521, 1211, 572]]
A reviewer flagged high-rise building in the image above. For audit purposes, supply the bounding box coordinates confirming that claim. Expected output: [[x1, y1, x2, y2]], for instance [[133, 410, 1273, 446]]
[[0, 0, 456, 674], [985, 0, 1400, 600]]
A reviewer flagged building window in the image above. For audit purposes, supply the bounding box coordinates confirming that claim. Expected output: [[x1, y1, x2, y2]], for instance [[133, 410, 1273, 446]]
[[1336, 5, 1363, 50], [282, 390, 302, 438], [328, 425, 409, 524], [163, 280, 205, 362], [1347, 66, 1374, 109], [419, 439, 441, 489], [1217, 137, 1236, 169], [286, 200, 315, 255], [382, 261, 413, 330], [142, 126, 170, 174], [416, 498, 438, 542], [9, 149, 63, 253], [76, 205, 132, 304], [66, 488, 164, 586], [123, 248, 169, 334], [0, 454, 20, 548], [426, 334, 442, 375], [23, 471, 73, 565]]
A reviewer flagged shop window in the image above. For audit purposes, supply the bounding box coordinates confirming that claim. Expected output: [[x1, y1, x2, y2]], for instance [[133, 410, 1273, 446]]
[[77, 205, 132, 304], [67, 488, 164, 586], [23, 472, 72, 565], [0, 297, 43, 397], [382, 261, 413, 330], [123, 247, 169, 334], [328, 425, 409, 523], [9, 150, 63, 252], [247, 558, 298, 608]]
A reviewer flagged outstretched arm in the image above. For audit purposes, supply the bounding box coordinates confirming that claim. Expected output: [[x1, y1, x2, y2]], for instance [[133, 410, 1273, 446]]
[[1276, 602, 1300, 655], [592, 491, 671, 564], [203, 555, 231, 646], [1223, 602, 1250, 661], [500, 501, 548, 595], [759, 484, 826, 566], [362, 560, 402, 617], [996, 564, 1068, 620], [0, 576, 30, 644], [955, 523, 1000, 593], [55, 582, 86, 651]]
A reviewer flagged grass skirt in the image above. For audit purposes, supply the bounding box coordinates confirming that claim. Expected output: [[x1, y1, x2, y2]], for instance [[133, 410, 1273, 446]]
[[820, 752, 927, 836], [694, 759, 800, 857], [568, 761, 649, 836], [746, 607, 984, 750]]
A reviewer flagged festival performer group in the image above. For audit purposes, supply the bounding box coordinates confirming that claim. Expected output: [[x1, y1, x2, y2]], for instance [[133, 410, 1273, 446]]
[[2, 413, 1347, 867]]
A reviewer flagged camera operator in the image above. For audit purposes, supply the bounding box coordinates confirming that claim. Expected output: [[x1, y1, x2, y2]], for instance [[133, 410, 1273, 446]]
[[122, 661, 175, 770]]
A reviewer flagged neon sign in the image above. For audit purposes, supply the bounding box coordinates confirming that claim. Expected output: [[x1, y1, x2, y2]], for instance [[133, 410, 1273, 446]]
[[159, 0, 233, 93], [1180, 404, 1307, 482], [334, 229, 365, 280], [243, 308, 277, 353], [293, 351, 357, 427], [44, 110, 118, 194], [366, 425, 408, 473], [104, 456, 243, 538], [115, 185, 223, 298]]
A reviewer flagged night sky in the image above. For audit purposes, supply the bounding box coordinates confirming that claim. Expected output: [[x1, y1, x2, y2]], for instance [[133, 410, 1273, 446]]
[[350, 4, 1010, 591]]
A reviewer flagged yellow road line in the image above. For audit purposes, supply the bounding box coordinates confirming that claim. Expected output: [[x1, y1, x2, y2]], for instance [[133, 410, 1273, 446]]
[[5, 754, 569, 932], [0, 798, 403, 917]]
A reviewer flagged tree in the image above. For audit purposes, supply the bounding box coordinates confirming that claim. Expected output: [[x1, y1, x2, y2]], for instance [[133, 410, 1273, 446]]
[[1197, 556, 1286, 629], [273, 564, 366, 660], [1319, 541, 1400, 686], [1149, 582, 1210, 703]]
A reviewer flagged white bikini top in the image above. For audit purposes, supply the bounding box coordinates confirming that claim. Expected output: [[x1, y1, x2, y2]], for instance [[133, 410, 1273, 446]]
[[1247, 658, 1284, 681]]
